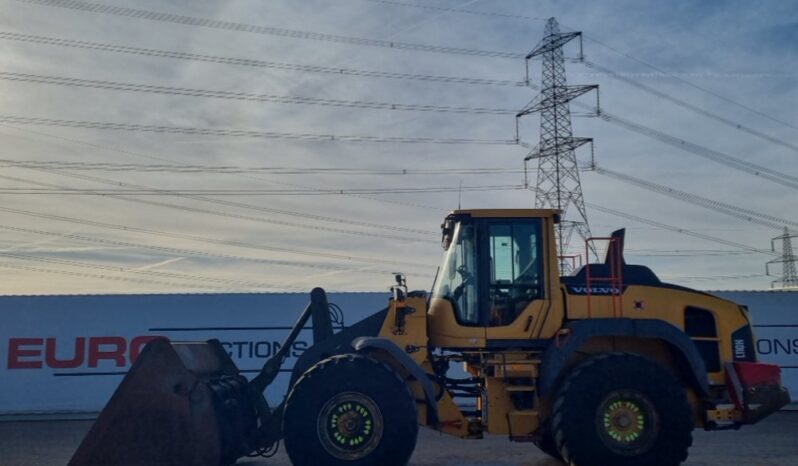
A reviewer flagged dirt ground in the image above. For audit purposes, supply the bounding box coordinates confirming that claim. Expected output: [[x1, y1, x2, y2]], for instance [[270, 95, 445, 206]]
[[1, 412, 796, 466]]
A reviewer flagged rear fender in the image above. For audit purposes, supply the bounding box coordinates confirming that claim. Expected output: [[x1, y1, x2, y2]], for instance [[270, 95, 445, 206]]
[[539, 319, 710, 398]]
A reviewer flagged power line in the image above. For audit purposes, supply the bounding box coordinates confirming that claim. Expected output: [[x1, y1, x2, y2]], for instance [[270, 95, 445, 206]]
[[626, 248, 758, 254], [628, 251, 757, 258], [0, 114, 519, 145], [0, 224, 434, 278], [0, 123, 450, 213], [662, 273, 767, 282], [10, 160, 443, 237], [0, 173, 440, 243], [594, 110, 798, 190], [0, 158, 498, 241], [0, 159, 526, 175], [361, 0, 546, 22], [0, 261, 240, 291], [581, 60, 798, 153], [0, 32, 524, 87], [592, 166, 798, 230], [522, 183, 776, 256], [353, 0, 795, 132], [0, 251, 301, 290], [579, 33, 798, 132], [0, 205, 435, 269], [0, 186, 522, 195], [16, 0, 525, 59], [584, 200, 776, 256], [525, 74, 798, 192], [0, 71, 518, 115]]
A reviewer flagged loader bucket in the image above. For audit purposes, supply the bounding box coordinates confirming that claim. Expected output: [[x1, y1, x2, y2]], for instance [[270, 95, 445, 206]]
[[69, 338, 261, 466]]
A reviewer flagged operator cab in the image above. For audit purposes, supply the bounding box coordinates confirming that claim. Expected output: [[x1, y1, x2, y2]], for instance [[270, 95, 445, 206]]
[[428, 209, 559, 347]]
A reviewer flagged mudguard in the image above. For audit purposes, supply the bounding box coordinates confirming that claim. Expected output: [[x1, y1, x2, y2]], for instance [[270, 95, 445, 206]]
[[539, 318, 710, 397], [352, 336, 440, 426]]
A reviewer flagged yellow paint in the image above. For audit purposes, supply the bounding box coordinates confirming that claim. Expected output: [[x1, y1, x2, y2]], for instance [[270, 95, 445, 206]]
[[368, 208, 754, 441]]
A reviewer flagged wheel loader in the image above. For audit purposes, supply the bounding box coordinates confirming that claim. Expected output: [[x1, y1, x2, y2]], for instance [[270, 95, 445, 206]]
[[69, 209, 790, 466]]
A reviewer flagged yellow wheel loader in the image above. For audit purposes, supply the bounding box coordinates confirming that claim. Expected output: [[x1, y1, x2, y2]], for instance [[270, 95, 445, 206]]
[[69, 209, 790, 466]]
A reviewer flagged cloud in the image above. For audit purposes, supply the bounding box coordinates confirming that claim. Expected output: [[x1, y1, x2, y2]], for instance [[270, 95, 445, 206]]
[[0, 0, 795, 294]]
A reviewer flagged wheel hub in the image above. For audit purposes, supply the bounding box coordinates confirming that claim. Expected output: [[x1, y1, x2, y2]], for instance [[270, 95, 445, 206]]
[[604, 400, 645, 442], [596, 391, 659, 456], [317, 392, 383, 460]]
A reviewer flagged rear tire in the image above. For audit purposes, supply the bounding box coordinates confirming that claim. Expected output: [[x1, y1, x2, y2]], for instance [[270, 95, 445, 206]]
[[283, 354, 418, 466], [552, 353, 693, 466], [533, 422, 563, 460]]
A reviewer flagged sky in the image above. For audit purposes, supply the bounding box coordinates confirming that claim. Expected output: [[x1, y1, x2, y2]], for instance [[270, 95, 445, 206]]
[[0, 0, 796, 295]]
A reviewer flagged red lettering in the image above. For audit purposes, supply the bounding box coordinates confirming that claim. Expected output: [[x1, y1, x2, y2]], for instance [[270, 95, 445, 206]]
[[88, 337, 127, 368], [129, 336, 166, 363], [8, 338, 43, 369], [45, 337, 85, 369], [8, 335, 166, 369]]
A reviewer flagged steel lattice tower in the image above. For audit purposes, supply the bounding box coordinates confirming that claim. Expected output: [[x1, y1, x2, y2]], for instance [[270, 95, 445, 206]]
[[517, 18, 598, 269], [767, 227, 798, 288]]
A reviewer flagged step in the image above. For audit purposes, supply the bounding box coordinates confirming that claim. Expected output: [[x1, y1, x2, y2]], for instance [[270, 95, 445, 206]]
[[505, 385, 536, 393]]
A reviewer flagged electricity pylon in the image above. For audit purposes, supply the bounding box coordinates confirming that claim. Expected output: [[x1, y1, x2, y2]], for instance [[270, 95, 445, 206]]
[[767, 227, 798, 289], [518, 17, 598, 271]]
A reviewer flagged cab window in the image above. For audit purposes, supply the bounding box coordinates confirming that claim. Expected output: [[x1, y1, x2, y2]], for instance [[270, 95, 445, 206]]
[[432, 217, 545, 327], [432, 222, 480, 325], [485, 220, 544, 326]]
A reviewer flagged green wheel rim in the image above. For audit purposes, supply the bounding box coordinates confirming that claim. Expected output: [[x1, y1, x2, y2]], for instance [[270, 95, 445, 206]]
[[317, 392, 384, 460], [595, 390, 659, 456]]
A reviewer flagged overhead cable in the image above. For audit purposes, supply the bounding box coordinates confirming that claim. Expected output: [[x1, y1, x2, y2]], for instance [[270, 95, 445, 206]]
[[585, 201, 776, 256], [592, 166, 798, 229], [582, 60, 798, 153], [0, 224, 434, 278], [0, 261, 238, 290], [0, 205, 435, 269], [361, 0, 546, 21], [0, 71, 517, 115], [0, 32, 524, 87], [0, 114, 519, 145], [0, 173, 439, 243], [16, 0, 524, 58], [580, 34, 798, 131], [0, 159, 525, 175], [0, 123, 450, 212], [0, 251, 299, 290], [6, 158, 441, 237], [0, 186, 523, 195], [594, 111, 798, 190], [662, 273, 767, 282], [358, 0, 792, 131]]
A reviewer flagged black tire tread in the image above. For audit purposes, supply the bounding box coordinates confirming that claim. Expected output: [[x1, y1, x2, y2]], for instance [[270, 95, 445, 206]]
[[532, 422, 563, 460], [283, 353, 418, 466], [551, 352, 693, 466]]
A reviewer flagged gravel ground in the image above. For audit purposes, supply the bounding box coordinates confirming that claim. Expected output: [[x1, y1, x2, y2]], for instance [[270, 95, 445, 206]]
[[1, 413, 796, 466]]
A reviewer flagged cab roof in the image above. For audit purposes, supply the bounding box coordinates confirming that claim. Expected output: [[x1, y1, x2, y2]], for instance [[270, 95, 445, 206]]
[[449, 208, 561, 218]]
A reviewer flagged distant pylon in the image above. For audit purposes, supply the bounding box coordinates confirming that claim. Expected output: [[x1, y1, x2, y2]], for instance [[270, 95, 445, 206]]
[[767, 227, 798, 288], [517, 17, 598, 271]]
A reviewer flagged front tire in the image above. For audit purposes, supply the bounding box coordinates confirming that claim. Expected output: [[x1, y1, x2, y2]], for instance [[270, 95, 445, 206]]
[[283, 354, 418, 466], [552, 353, 693, 466]]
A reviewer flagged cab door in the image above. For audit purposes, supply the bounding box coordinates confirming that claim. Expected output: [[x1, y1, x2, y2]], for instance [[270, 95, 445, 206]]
[[482, 218, 551, 341]]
